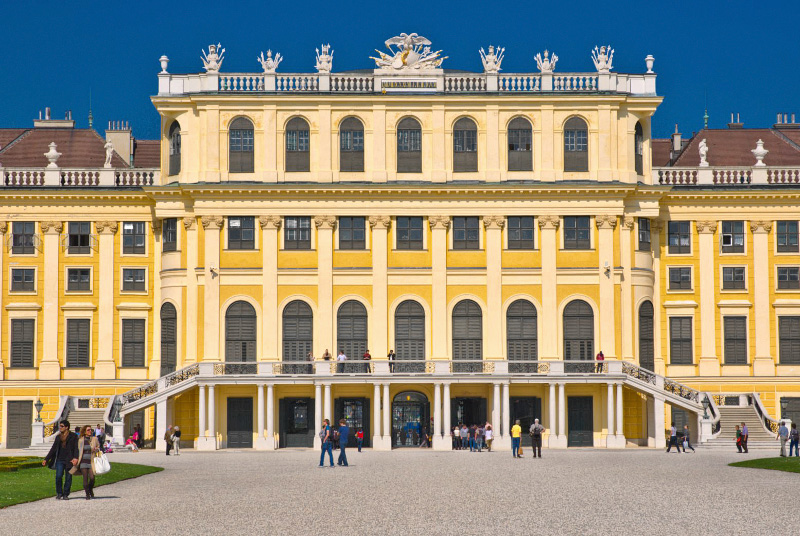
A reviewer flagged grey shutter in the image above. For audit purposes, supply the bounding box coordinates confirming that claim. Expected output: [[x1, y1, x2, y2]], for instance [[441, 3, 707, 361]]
[[225, 301, 256, 362], [337, 301, 368, 370], [161, 303, 177, 375], [122, 319, 145, 367], [780, 317, 800, 365], [638, 301, 655, 371], [66, 319, 90, 367], [394, 300, 425, 372], [670, 317, 693, 365], [507, 299, 537, 361], [563, 300, 594, 361], [282, 301, 313, 366], [11, 319, 34, 367], [453, 300, 482, 371], [724, 316, 747, 365]]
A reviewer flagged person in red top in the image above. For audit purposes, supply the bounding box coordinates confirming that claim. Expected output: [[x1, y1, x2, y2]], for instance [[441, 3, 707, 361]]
[[362, 349, 372, 373], [356, 429, 364, 452], [595, 350, 604, 372]]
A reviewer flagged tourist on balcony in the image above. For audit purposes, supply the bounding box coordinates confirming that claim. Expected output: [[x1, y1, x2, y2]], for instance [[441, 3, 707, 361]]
[[337, 350, 347, 374], [529, 419, 544, 458], [322, 349, 332, 361], [75, 425, 100, 500], [387, 349, 395, 373], [511, 420, 522, 458], [363, 349, 372, 373], [681, 425, 695, 452], [319, 419, 334, 467], [666, 423, 680, 453], [735, 425, 743, 453], [337, 419, 350, 466], [777, 421, 789, 457], [595, 350, 605, 373], [164, 425, 174, 456], [741, 423, 749, 453], [42, 420, 79, 500], [172, 426, 181, 456], [485, 423, 494, 452]]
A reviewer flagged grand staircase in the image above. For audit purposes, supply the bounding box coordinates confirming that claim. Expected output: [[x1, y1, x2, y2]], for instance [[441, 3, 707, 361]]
[[702, 405, 779, 450]]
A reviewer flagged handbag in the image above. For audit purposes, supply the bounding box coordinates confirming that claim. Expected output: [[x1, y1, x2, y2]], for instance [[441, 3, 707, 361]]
[[682, 440, 688, 449], [93, 452, 111, 475]]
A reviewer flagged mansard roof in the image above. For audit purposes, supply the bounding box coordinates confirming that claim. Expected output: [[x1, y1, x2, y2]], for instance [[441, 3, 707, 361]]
[[672, 128, 800, 167]]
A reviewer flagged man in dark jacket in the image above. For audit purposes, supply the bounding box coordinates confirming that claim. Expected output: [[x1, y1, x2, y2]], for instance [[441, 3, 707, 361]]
[[42, 420, 79, 500]]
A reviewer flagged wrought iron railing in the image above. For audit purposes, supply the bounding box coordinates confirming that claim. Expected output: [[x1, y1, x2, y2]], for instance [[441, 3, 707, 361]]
[[165, 363, 200, 387], [508, 361, 550, 374], [663, 378, 700, 403], [120, 380, 159, 405], [214, 362, 259, 375], [621, 362, 657, 385], [273, 362, 315, 374], [564, 361, 605, 374]]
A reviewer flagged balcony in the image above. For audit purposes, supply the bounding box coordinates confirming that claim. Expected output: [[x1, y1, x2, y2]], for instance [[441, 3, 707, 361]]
[[1, 167, 160, 188]]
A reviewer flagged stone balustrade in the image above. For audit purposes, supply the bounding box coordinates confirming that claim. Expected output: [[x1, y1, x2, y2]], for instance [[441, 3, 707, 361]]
[[654, 165, 800, 186], [0, 167, 160, 188]]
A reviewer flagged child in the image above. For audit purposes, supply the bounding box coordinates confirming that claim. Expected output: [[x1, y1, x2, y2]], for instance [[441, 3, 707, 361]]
[[356, 429, 364, 452]]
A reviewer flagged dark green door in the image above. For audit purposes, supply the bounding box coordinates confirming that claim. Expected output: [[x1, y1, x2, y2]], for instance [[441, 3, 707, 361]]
[[567, 396, 594, 447], [278, 397, 314, 448], [334, 397, 370, 448], [450, 397, 487, 427], [227, 397, 253, 448], [7, 401, 32, 448], [511, 397, 542, 447]]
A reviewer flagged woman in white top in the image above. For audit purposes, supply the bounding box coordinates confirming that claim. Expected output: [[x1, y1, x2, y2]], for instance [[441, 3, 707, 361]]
[[484, 423, 494, 452]]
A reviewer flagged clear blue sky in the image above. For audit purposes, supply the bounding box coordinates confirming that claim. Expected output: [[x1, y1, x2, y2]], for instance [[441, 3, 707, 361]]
[[2, 1, 798, 140]]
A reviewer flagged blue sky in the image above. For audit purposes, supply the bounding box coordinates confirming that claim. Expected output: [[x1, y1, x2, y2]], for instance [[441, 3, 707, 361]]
[[1, 1, 798, 140]]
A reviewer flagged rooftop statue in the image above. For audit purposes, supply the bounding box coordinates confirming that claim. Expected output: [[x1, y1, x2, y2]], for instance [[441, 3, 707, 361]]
[[591, 45, 614, 73], [534, 50, 558, 74], [201, 43, 225, 73], [371, 33, 446, 71], [257, 50, 283, 74], [315, 44, 333, 73], [699, 138, 709, 167], [104, 140, 114, 168], [479, 45, 505, 73]]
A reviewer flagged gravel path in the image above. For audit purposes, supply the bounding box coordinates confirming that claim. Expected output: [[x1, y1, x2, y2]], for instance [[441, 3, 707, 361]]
[[1, 448, 792, 535]]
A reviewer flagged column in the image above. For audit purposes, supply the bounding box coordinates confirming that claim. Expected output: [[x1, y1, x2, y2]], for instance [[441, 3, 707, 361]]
[[315, 216, 335, 351], [432, 383, 444, 450], [606, 382, 615, 447], [317, 104, 332, 182], [484, 216, 504, 359], [207, 385, 217, 448], [155, 398, 168, 450], [323, 384, 332, 421], [557, 383, 566, 447], [539, 216, 559, 358], [198, 384, 207, 439], [615, 382, 625, 446], [266, 383, 275, 450], [491, 383, 500, 432], [502, 383, 510, 437], [650, 396, 666, 449], [39, 221, 62, 379], [620, 216, 635, 360], [751, 221, 775, 375], [184, 217, 198, 363], [443, 383, 452, 437], [382, 383, 390, 445], [150, 220, 163, 377], [94, 221, 117, 379], [651, 220, 664, 374], [597, 215, 617, 357], [202, 216, 223, 361], [260, 216, 281, 360], [255, 384, 266, 449], [369, 217, 390, 358], [372, 383, 382, 448], [314, 384, 322, 449], [697, 221, 719, 375], [430, 217, 449, 359], [548, 382, 557, 447]]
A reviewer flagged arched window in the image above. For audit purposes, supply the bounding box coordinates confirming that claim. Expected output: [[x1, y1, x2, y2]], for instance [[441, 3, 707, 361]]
[[286, 117, 310, 172], [563, 300, 594, 360], [168, 121, 181, 176], [282, 300, 313, 373], [508, 117, 532, 172], [507, 299, 537, 371], [564, 117, 588, 172], [394, 300, 425, 372], [452, 299, 482, 371], [339, 117, 364, 172], [635, 122, 644, 176], [337, 300, 368, 372], [160, 302, 177, 375], [225, 301, 256, 362], [453, 117, 478, 172], [229, 117, 254, 173], [638, 301, 654, 371], [397, 117, 422, 173]]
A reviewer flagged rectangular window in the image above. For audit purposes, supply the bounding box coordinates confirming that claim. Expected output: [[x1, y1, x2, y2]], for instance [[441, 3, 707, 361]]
[[12, 222, 35, 254], [721, 221, 745, 253], [397, 130, 421, 152], [507, 217, 535, 250], [777, 221, 799, 253], [638, 218, 651, 251], [778, 267, 800, 290], [668, 267, 692, 290], [564, 216, 591, 250], [722, 267, 746, 290], [10, 268, 35, 292], [453, 130, 477, 153], [338, 217, 366, 250], [67, 222, 91, 254], [286, 131, 310, 152], [723, 316, 747, 365], [122, 222, 146, 254], [230, 129, 254, 152], [508, 130, 532, 152], [564, 130, 588, 152], [779, 317, 800, 364], [452, 217, 480, 250], [228, 217, 255, 250], [67, 268, 91, 291], [669, 317, 693, 365], [122, 268, 146, 291], [396, 217, 423, 250], [284, 217, 311, 250], [10, 318, 35, 367], [667, 221, 691, 254], [121, 319, 145, 367], [340, 131, 364, 152], [66, 319, 90, 368], [162, 218, 177, 253]]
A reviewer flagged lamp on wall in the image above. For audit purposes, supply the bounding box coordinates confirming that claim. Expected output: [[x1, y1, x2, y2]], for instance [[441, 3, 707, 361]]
[[112, 397, 123, 422], [34, 399, 44, 422], [780, 397, 788, 420], [701, 395, 710, 420], [604, 261, 610, 278]]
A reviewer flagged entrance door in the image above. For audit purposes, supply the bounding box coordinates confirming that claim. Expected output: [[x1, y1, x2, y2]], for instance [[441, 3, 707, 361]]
[[567, 396, 594, 447], [227, 397, 253, 448], [279, 397, 314, 448], [334, 397, 370, 448], [451, 397, 487, 427], [510, 397, 542, 447], [392, 392, 429, 448], [7, 401, 32, 448], [126, 410, 146, 448]]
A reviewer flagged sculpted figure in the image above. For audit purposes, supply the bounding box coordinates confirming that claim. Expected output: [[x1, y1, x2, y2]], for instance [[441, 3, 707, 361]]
[[104, 140, 114, 168], [591, 45, 614, 73], [371, 32, 446, 70], [699, 138, 709, 166], [201, 43, 225, 72], [315, 44, 333, 73], [479, 45, 505, 73], [257, 50, 283, 73], [534, 50, 558, 73]]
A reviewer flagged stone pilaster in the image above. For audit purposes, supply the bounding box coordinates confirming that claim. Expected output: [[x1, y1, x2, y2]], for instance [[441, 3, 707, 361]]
[[620, 216, 635, 360], [202, 216, 223, 361], [651, 219, 665, 374], [0, 222, 5, 379], [184, 217, 198, 363], [95, 221, 118, 379], [369, 216, 391, 358], [260, 216, 281, 360], [538, 216, 559, 358], [484, 216, 505, 359], [315, 216, 336, 353], [40, 221, 63, 379], [697, 220, 719, 376], [751, 221, 775, 375], [429, 216, 450, 359], [597, 215, 617, 358]]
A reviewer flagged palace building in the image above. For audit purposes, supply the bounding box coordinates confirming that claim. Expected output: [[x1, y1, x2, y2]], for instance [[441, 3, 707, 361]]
[[1, 36, 799, 451]]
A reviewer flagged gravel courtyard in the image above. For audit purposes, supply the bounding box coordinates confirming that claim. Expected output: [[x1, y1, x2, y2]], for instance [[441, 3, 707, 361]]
[[2, 447, 792, 535]]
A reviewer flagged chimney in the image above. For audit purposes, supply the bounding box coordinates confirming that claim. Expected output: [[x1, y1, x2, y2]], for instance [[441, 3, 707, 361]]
[[33, 107, 76, 128], [727, 112, 743, 129], [105, 120, 133, 165], [671, 124, 682, 152], [774, 112, 800, 130]]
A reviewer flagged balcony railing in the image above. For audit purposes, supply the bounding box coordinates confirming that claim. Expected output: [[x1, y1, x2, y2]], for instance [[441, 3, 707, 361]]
[[654, 166, 800, 187], [1, 166, 161, 188]]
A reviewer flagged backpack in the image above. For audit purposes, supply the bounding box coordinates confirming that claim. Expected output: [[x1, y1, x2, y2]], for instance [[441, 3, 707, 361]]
[[791, 429, 799, 441], [529, 424, 543, 437]]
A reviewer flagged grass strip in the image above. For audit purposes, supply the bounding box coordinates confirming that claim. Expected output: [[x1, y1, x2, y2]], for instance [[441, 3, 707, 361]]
[[729, 456, 800, 474]]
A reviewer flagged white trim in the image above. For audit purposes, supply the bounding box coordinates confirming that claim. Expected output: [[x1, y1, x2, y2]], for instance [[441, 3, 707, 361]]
[[120, 266, 149, 294], [224, 216, 260, 252], [120, 221, 150, 258], [64, 265, 93, 294], [666, 264, 694, 293], [8, 265, 38, 295], [62, 313, 94, 369], [501, 294, 542, 360], [7, 313, 38, 368], [719, 264, 748, 293], [119, 314, 149, 368], [559, 215, 595, 251]]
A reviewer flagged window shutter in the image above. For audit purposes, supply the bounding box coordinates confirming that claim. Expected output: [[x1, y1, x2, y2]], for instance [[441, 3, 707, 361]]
[[638, 301, 655, 371], [282, 300, 313, 363], [780, 317, 800, 365]]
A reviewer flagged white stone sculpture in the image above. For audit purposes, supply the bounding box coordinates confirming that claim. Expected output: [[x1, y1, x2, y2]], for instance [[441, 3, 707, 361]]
[[479, 45, 504, 73], [201, 43, 225, 72], [699, 138, 709, 167], [534, 50, 558, 73], [257, 50, 283, 73], [159, 55, 170, 74], [752, 139, 769, 167], [315, 44, 333, 73], [44, 142, 61, 169], [371, 33, 446, 71], [645, 55, 655, 73], [591, 45, 614, 73], [104, 140, 114, 168]]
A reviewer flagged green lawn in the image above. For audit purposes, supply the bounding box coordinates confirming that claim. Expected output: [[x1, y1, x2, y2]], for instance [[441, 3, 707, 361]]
[[0, 459, 163, 508], [729, 456, 800, 474]]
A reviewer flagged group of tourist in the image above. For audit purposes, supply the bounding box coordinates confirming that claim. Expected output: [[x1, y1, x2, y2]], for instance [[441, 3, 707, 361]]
[[776, 421, 799, 457], [163, 424, 182, 456], [42, 420, 100, 500], [666, 423, 696, 453], [318, 418, 356, 467], [303, 349, 405, 373], [451, 423, 495, 452]]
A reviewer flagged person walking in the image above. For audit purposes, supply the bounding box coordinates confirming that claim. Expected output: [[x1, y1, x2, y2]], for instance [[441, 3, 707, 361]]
[[511, 419, 522, 458], [75, 425, 100, 500], [451, 426, 458, 450], [485, 423, 493, 452], [460, 424, 468, 450], [741, 422, 749, 453], [681, 425, 695, 453], [42, 420, 79, 500], [337, 350, 347, 374], [164, 425, 174, 456], [172, 426, 181, 455], [777, 421, 789, 457], [666, 422, 680, 453], [529, 419, 544, 458], [337, 419, 350, 466], [387, 349, 395, 373], [789, 423, 799, 457], [735, 425, 743, 453], [595, 350, 605, 373], [355, 429, 364, 452], [319, 419, 334, 467], [476, 425, 484, 452], [362, 349, 372, 373]]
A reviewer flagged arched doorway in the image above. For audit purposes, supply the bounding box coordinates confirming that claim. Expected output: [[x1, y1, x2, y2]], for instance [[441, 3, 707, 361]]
[[392, 391, 430, 448], [160, 302, 177, 376], [563, 300, 594, 360], [394, 300, 425, 373], [225, 301, 256, 362]]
